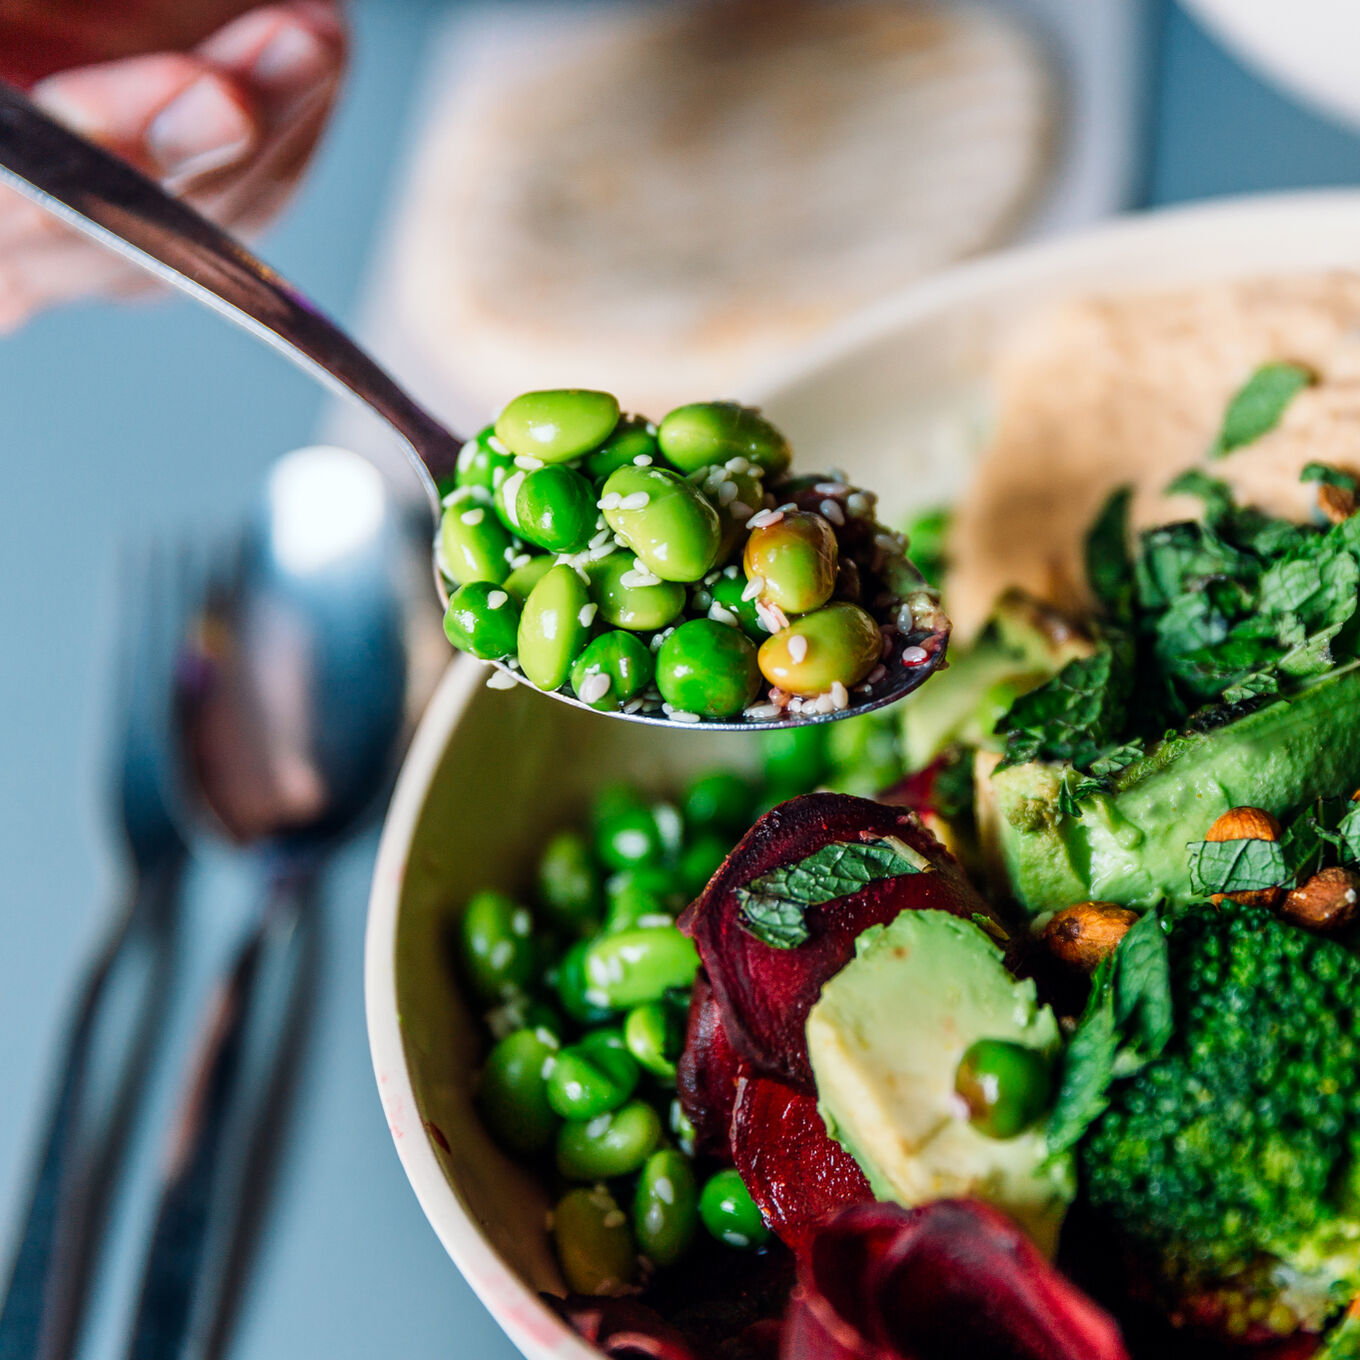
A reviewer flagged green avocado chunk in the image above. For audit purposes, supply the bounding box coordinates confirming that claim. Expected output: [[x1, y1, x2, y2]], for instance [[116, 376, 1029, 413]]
[[987, 663, 1360, 915], [807, 910, 1073, 1256]]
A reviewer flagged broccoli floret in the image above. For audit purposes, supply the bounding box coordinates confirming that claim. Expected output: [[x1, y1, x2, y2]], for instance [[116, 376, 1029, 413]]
[[1079, 902, 1360, 1338]]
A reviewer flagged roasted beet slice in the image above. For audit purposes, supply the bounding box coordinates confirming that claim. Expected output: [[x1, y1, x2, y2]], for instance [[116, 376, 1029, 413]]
[[678, 793, 996, 1090], [676, 971, 742, 1159], [730, 1073, 872, 1250], [782, 1201, 1130, 1360], [552, 1296, 700, 1360]]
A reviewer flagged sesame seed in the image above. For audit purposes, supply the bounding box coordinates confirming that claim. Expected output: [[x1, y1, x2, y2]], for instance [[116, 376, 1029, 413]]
[[820, 499, 845, 526], [814, 481, 847, 496], [578, 603, 598, 627], [618, 491, 651, 511], [487, 590, 508, 609], [716, 480, 738, 506], [730, 501, 754, 522], [867, 664, 887, 685], [754, 602, 780, 634], [902, 645, 930, 665], [513, 455, 543, 471], [602, 1209, 626, 1229], [741, 575, 765, 601], [709, 603, 739, 627], [486, 670, 518, 690], [896, 603, 917, 632], [788, 634, 809, 664], [599, 492, 622, 511], [830, 681, 849, 710], [669, 710, 702, 724], [747, 508, 783, 530], [579, 672, 611, 704], [744, 702, 781, 720], [632, 454, 654, 466], [460, 507, 485, 526]]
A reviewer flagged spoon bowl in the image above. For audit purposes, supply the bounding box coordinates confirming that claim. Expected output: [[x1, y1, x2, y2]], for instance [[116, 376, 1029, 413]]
[[0, 82, 940, 731]]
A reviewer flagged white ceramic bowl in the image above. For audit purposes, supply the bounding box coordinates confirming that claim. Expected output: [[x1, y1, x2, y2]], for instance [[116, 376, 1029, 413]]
[[366, 190, 1360, 1360]]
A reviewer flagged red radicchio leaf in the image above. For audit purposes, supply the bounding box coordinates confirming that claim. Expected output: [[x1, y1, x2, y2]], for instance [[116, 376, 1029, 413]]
[[782, 1201, 1130, 1360], [678, 793, 996, 1091], [551, 1296, 699, 1360], [676, 970, 742, 1159], [730, 1072, 872, 1250]]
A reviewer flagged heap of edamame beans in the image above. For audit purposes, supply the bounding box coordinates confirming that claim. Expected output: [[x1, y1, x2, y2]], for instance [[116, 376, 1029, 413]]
[[439, 390, 931, 720], [457, 718, 903, 1296]]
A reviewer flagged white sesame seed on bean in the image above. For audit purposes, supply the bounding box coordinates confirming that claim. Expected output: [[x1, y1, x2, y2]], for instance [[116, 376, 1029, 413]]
[[487, 590, 509, 610], [599, 492, 622, 510], [787, 635, 809, 664], [830, 681, 849, 710], [618, 492, 651, 511], [632, 454, 654, 466], [867, 664, 887, 685], [741, 575, 765, 601], [486, 670, 518, 690], [744, 703, 782, 720], [820, 499, 845, 526], [579, 672, 611, 704], [814, 481, 848, 496], [716, 480, 738, 506], [730, 501, 754, 522], [460, 507, 485, 526], [513, 455, 543, 471], [747, 509, 783, 530], [902, 645, 930, 665], [578, 603, 598, 627], [669, 711, 702, 724], [708, 604, 739, 627]]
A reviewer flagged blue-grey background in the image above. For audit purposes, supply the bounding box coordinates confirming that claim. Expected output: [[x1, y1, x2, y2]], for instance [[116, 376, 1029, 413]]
[[1, 2, 1357, 1356]]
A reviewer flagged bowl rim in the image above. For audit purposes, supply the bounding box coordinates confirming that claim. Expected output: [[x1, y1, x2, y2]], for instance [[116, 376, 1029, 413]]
[[365, 185, 1360, 1360]]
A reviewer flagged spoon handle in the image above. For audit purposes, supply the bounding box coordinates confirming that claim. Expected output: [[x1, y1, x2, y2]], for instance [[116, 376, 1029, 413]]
[[0, 81, 457, 501]]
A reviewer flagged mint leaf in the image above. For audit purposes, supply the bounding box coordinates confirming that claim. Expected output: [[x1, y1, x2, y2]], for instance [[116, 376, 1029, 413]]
[[902, 506, 951, 589], [1085, 487, 1134, 623], [1186, 837, 1288, 897], [736, 838, 926, 949], [1165, 468, 1234, 525], [1302, 462, 1359, 494], [1211, 361, 1313, 458], [1111, 911, 1173, 1075], [1338, 801, 1360, 864], [1046, 956, 1118, 1158]]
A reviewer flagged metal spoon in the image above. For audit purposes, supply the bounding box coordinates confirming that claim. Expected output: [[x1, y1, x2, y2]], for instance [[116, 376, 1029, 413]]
[[124, 446, 427, 1360], [0, 82, 945, 730]]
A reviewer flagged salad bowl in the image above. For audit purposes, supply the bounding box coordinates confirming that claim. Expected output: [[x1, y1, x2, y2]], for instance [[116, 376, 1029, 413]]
[[366, 189, 1360, 1360]]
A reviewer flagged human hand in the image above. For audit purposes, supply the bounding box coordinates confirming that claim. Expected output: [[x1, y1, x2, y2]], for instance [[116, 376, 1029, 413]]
[[0, 0, 346, 329]]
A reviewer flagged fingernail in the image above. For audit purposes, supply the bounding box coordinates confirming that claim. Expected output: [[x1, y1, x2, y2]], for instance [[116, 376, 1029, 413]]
[[147, 76, 256, 181], [251, 19, 333, 90]]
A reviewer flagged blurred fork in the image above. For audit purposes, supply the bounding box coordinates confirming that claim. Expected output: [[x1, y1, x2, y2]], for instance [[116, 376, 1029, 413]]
[[0, 544, 195, 1360]]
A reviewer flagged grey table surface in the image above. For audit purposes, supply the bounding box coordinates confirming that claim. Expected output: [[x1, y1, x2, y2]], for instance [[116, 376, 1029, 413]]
[[1, 2, 1358, 1357]]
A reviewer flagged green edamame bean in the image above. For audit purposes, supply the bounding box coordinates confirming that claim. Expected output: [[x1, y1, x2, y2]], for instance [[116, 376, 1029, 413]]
[[743, 510, 838, 614], [515, 465, 597, 553], [761, 724, 829, 787], [690, 462, 766, 560], [699, 1168, 770, 1248], [443, 582, 521, 660], [518, 565, 593, 691], [504, 554, 554, 602], [554, 941, 614, 1026], [604, 869, 675, 934], [682, 771, 755, 834], [537, 830, 602, 932], [669, 1099, 697, 1157], [600, 467, 720, 583], [623, 1001, 684, 1079], [553, 1187, 636, 1295], [455, 424, 515, 494], [758, 602, 881, 696], [592, 786, 667, 871], [656, 620, 761, 718], [556, 1098, 661, 1180], [491, 467, 526, 534], [438, 492, 514, 586], [546, 1037, 639, 1120], [656, 402, 791, 477], [679, 833, 729, 899], [477, 1028, 559, 1156], [571, 631, 655, 710], [707, 572, 768, 642], [581, 926, 699, 1009], [587, 553, 686, 632], [955, 1038, 1053, 1140], [584, 416, 662, 481], [634, 1149, 698, 1267], [496, 389, 620, 463], [460, 890, 535, 1001]]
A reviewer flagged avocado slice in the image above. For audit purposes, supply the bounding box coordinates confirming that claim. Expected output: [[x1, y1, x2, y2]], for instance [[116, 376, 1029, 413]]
[[987, 664, 1360, 915], [900, 591, 1092, 771], [807, 909, 1073, 1256]]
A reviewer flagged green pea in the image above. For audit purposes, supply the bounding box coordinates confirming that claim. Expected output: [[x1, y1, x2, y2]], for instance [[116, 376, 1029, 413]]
[[757, 602, 881, 696], [604, 867, 679, 933], [537, 830, 602, 933], [742, 510, 838, 614], [555, 940, 615, 1026], [656, 620, 761, 719], [557, 1099, 661, 1180], [477, 1028, 559, 1156], [495, 388, 620, 463], [679, 833, 729, 899], [682, 771, 755, 834], [518, 565, 593, 691], [656, 402, 791, 477], [587, 553, 686, 632], [514, 465, 597, 553], [761, 724, 829, 787], [954, 1038, 1053, 1140], [752, 779, 807, 820], [707, 572, 769, 642], [443, 582, 521, 660], [571, 631, 655, 710], [581, 926, 699, 1009], [460, 890, 535, 1002], [623, 1001, 685, 1079], [455, 424, 515, 495], [634, 1149, 698, 1267], [438, 491, 514, 586], [699, 1168, 770, 1248], [547, 1038, 639, 1120], [504, 554, 554, 603], [592, 786, 667, 871], [600, 467, 721, 583], [584, 416, 662, 481], [553, 1187, 637, 1295]]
